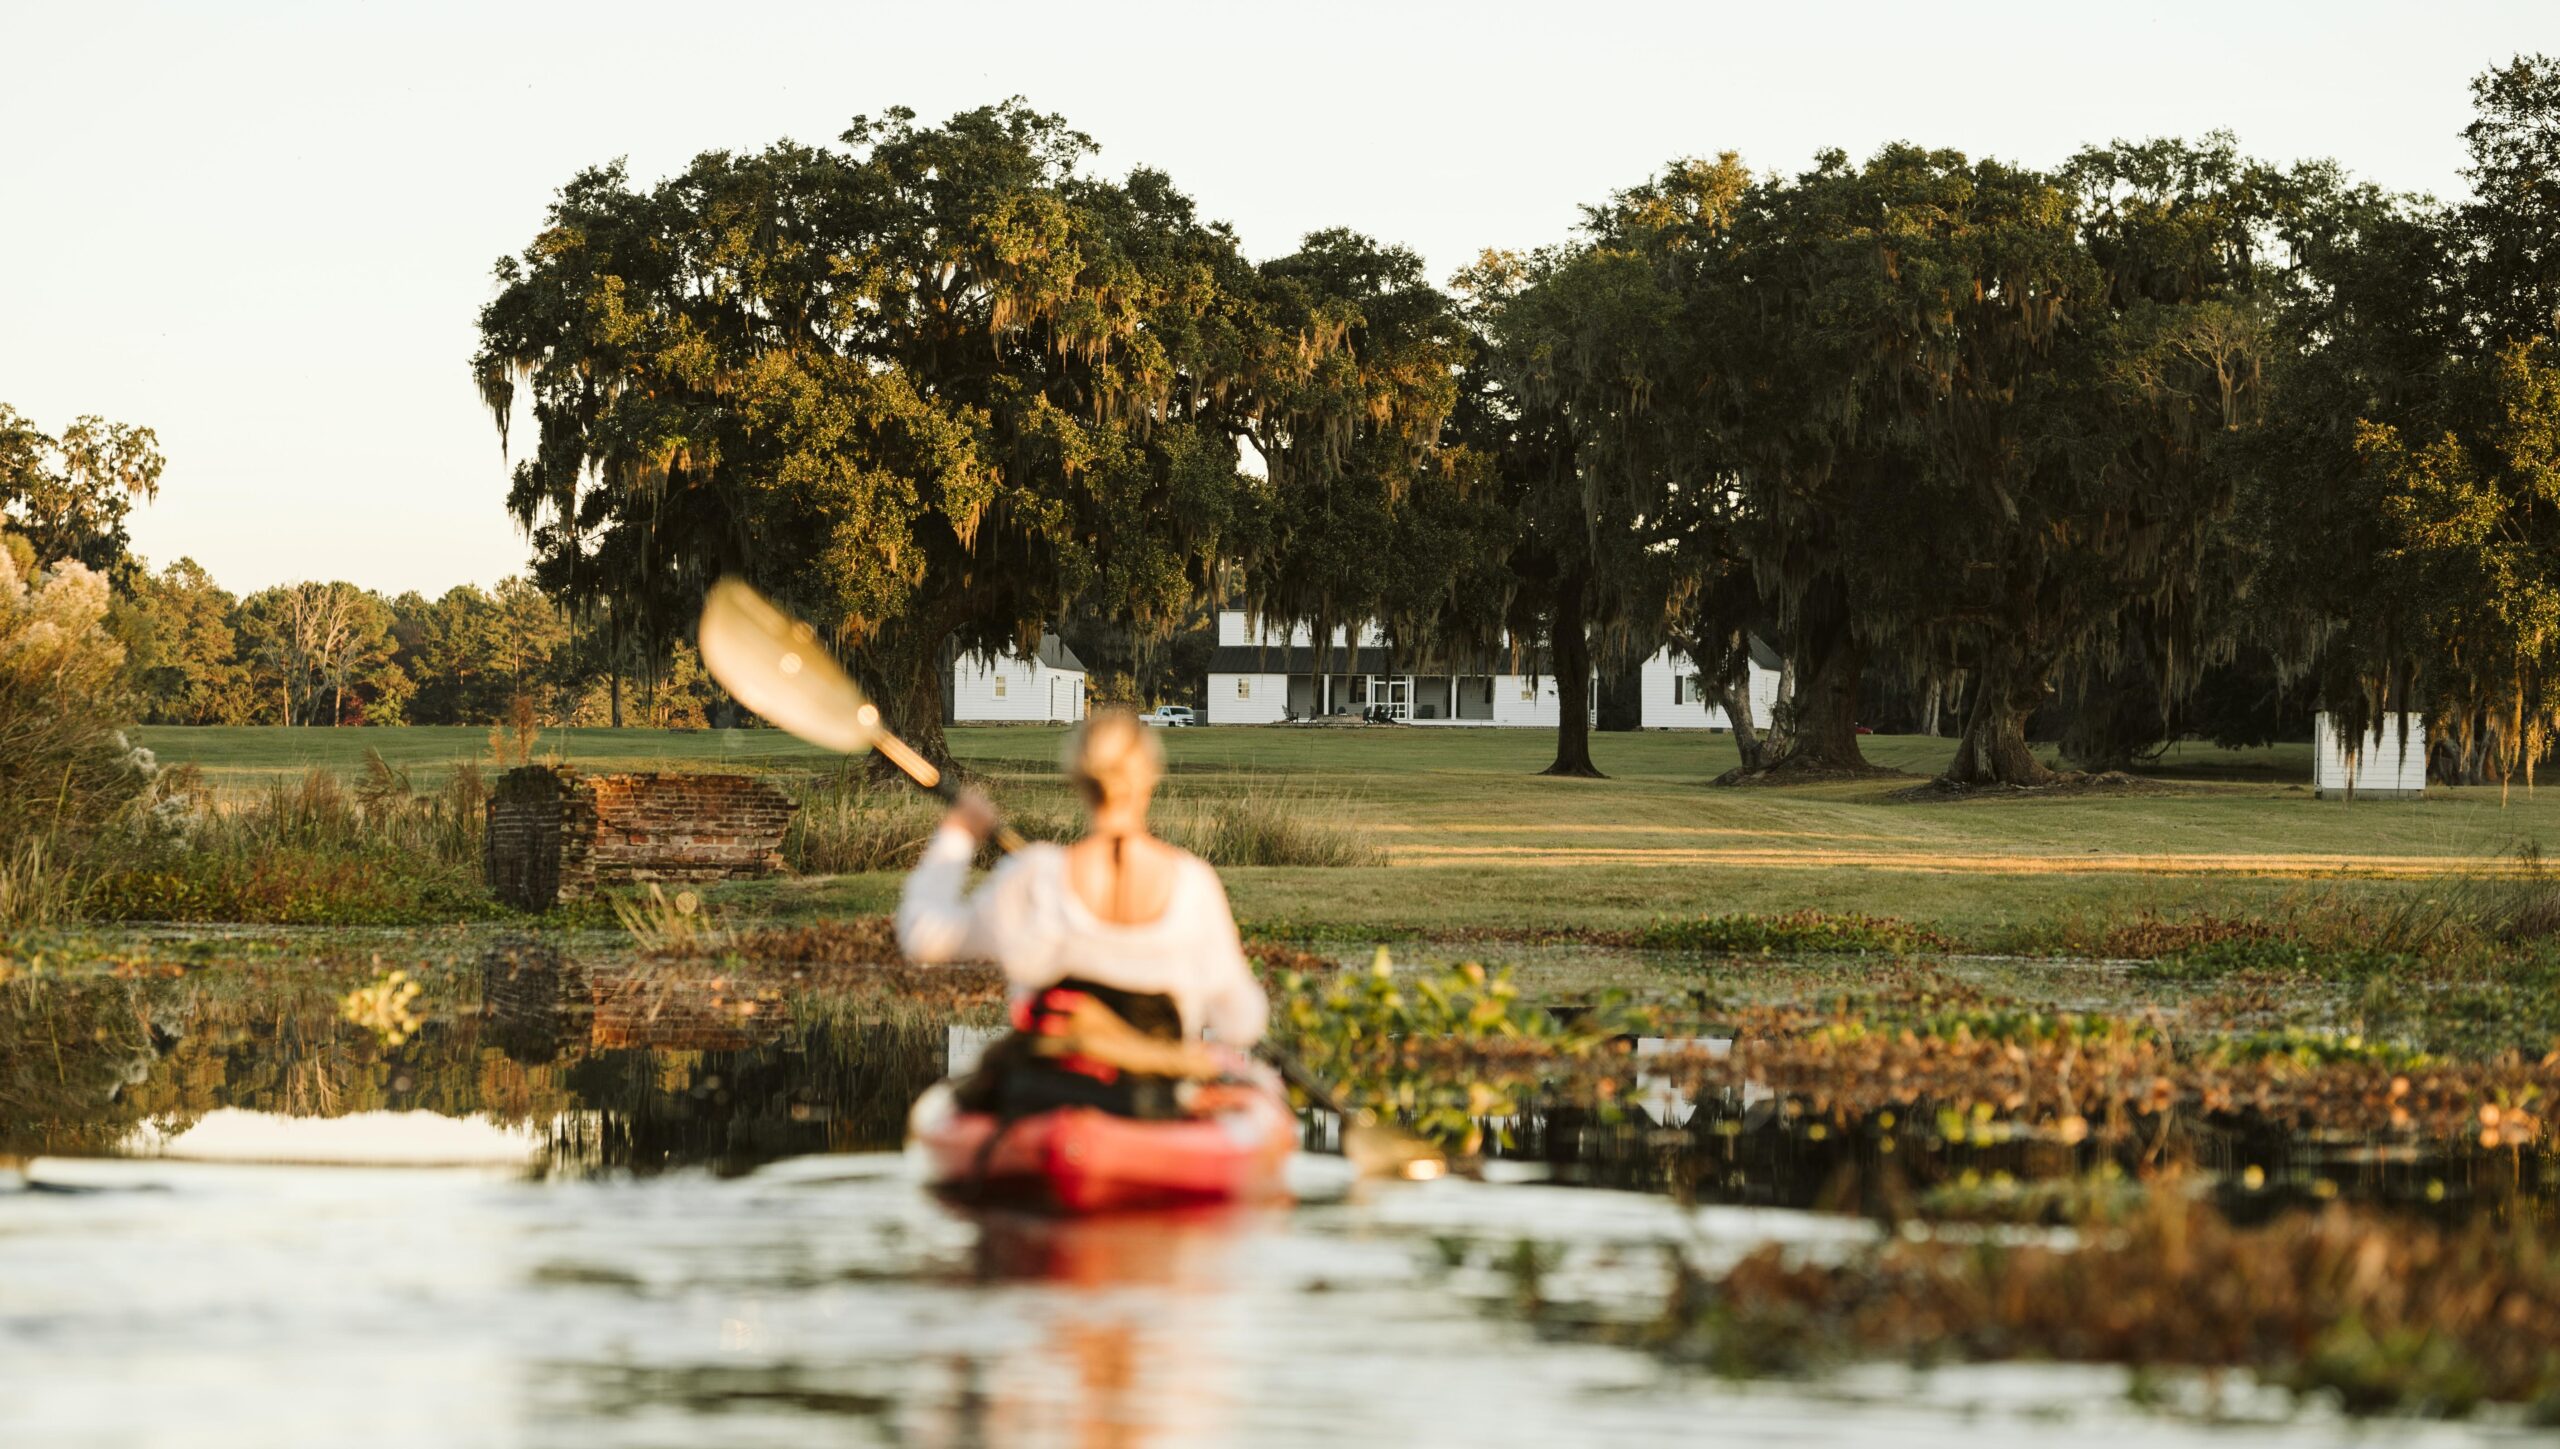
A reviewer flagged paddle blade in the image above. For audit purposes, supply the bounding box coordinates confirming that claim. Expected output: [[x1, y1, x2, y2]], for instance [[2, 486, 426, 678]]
[[697, 579, 882, 756]]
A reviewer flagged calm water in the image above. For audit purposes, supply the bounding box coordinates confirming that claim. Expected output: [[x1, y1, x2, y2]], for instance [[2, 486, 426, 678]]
[[0, 945, 2541, 1446]]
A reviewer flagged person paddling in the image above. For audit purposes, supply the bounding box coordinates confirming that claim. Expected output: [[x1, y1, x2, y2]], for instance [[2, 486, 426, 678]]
[[897, 709, 1268, 1119]]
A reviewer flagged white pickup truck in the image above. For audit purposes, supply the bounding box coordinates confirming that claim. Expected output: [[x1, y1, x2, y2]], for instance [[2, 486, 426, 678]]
[[1136, 706, 1197, 728]]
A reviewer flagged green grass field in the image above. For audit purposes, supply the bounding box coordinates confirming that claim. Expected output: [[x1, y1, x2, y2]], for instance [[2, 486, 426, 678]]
[[136, 723, 2560, 939]]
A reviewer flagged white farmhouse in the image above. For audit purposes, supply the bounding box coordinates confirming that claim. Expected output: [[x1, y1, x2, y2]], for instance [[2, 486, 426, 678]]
[[948, 635, 1089, 724], [1203, 611, 1777, 729]]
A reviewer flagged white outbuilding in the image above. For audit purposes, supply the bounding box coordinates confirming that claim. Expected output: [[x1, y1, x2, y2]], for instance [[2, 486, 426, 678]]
[[1202, 611, 1777, 729], [2313, 710, 2426, 799], [948, 636, 1088, 724]]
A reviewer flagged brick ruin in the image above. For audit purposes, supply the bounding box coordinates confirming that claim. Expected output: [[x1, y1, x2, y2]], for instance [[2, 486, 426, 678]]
[[484, 765, 796, 911], [480, 938, 790, 1057]]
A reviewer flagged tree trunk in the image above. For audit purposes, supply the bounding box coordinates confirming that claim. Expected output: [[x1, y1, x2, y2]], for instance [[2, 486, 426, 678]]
[[1941, 668, 2059, 787], [1542, 576, 1603, 778], [884, 656, 953, 771], [1712, 681, 1762, 768], [1706, 650, 1765, 769], [608, 668, 623, 729], [855, 619, 960, 776], [1754, 595, 1869, 774], [1920, 677, 1942, 738]]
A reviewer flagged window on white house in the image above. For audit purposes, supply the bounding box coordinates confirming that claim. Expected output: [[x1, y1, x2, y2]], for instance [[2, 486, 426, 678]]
[[1674, 676, 1685, 705], [1236, 677, 1251, 698], [993, 676, 1007, 698]]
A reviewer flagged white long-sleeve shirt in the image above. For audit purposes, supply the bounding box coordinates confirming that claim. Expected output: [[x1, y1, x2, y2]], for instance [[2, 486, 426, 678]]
[[895, 825, 1270, 1047]]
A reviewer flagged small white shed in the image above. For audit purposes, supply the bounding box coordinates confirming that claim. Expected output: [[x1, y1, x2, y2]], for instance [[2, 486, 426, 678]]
[[2313, 710, 2426, 799], [949, 636, 1088, 724]]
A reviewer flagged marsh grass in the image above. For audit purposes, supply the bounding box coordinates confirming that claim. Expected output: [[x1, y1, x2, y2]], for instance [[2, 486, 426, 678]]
[[780, 771, 946, 874], [0, 842, 76, 929], [84, 757, 496, 924], [780, 770, 1380, 872]]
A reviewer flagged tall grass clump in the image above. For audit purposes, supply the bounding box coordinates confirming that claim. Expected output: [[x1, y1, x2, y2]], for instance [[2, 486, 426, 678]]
[[781, 770, 946, 873], [87, 754, 496, 924], [779, 771, 1375, 874], [1158, 786, 1383, 868], [0, 537, 158, 925]]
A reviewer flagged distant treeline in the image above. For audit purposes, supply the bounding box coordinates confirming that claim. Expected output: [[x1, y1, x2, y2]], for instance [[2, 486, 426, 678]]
[[107, 561, 718, 728]]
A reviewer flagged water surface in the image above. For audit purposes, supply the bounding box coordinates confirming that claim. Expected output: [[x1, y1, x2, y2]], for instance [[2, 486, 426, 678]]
[[0, 946, 2541, 1446]]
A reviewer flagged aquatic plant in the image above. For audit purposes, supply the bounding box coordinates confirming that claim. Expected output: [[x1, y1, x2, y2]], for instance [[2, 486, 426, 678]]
[[1643, 1190, 2560, 1419], [1641, 911, 1955, 957], [1272, 948, 1650, 1154]]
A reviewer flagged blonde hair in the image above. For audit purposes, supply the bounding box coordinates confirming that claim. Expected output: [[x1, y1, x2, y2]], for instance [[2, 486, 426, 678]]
[[1063, 708, 1164, 810]]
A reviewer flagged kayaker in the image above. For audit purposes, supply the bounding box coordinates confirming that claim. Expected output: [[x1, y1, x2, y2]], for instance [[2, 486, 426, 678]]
[[897, 708, 1268, 1118]]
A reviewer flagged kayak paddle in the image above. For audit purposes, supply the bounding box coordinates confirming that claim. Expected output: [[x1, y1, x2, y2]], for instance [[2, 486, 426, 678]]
[[697, 579, 1446, 1181]]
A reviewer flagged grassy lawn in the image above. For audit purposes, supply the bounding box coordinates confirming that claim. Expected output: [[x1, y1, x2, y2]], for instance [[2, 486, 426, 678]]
[[136, 723, 2560, 939]]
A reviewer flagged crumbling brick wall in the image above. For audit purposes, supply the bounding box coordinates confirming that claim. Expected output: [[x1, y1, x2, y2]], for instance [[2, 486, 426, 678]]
[[485, 766, 795, 910]]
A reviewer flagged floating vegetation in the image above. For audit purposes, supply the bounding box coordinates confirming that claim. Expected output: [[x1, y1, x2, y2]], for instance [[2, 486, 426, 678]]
[[1625, 1188, 2560, 1420], [1273, 949, 1651, 1154], [1912, 1163, 2150, 1225], [1642, 910, 1956, 957]]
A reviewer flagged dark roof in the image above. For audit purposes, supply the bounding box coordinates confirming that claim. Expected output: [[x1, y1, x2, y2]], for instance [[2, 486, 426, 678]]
[[1208, 644, 1555, 676], [1035, 634, 1086, 673], [1746, 634, 1783, 672]]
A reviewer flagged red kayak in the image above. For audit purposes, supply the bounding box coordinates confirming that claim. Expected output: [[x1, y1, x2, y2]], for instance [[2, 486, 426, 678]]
[[909, 1076, 1296, 1214]]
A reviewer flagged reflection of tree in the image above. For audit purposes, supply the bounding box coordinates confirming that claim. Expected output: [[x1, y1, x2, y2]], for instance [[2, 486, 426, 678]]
[[548, 1019, 947, 1176], [1, 951, 966, 1177], [1508, 1092, 2560, 1227]]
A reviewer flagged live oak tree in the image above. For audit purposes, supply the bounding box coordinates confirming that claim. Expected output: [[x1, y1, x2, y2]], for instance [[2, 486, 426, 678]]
[[1226, 230, 1497, 712], [2252, 55, 2560, 789], [1455, 238, 1691, 778], [1682, 141, 2287, 787], [475, 103, 1266, 764], [1678, 150, 1946, 777], [2359, 341, 2560, 792], [0, 406, 164, 580], [1929, 137, 2284, 787]]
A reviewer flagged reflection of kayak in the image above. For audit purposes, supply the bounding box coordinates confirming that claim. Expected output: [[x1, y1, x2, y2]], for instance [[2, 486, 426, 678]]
[[909, 1078, 1296, 1214]]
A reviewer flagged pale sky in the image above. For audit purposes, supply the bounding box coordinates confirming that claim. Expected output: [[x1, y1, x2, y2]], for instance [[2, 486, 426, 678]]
[[5, 1, 2555, 596]]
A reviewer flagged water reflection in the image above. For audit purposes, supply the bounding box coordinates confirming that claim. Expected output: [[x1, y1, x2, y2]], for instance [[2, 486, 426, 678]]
[[5, 955, 2552, 1443], [1507, 1038, 2560, 1230], [1, 941, 976, 1179]]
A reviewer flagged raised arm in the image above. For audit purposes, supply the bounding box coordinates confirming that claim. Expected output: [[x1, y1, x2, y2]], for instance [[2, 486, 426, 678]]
[[895, 822, 996, 964]]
